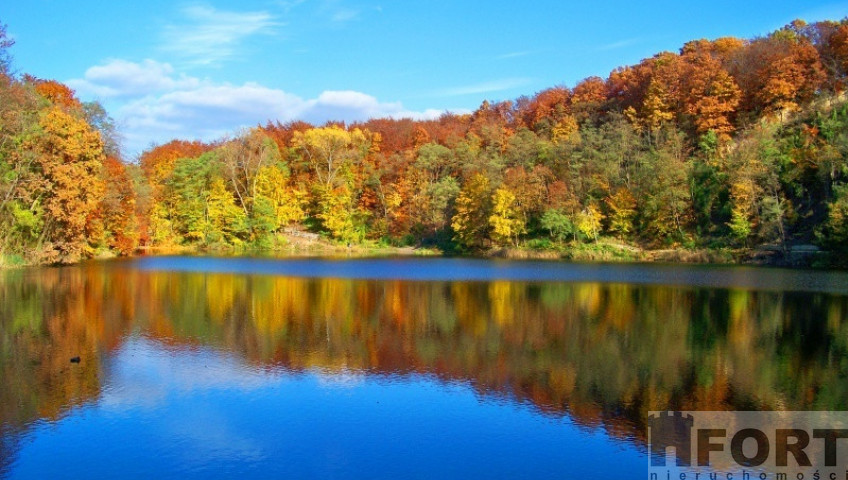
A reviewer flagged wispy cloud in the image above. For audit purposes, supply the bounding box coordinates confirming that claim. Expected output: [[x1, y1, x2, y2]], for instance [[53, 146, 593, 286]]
[[437, 77, 533, 97], [331, 8, 359, 23], [161, 5, 280, 66], [496, 51, 532, 60], [318, 0, 361, 24], [275, 0, 308, 13], [274, 0, 363, 25], [596, 38, 640, 51]]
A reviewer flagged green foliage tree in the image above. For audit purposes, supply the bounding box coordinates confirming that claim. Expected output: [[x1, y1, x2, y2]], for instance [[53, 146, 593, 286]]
[[540, 209, 578, 242], [819, 183, 848, 246], [635, 129, 692, 241], [166, 154, 215, 243]]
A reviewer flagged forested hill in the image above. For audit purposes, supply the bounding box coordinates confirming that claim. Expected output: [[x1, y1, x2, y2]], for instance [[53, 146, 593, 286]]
[[2, 19, 848, 266]]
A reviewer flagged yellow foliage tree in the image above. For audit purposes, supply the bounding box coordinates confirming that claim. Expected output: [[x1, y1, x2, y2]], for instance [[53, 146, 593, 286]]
[[319, 185, 363, 243], [576, 205, 603, 242], [206, 178, 248, 245], [451, 173, 492, 250], [605, 188, 637, 238], [551, 115, 580, 145], [489, 187, 525, 246], [148, 203, 174, 246], [255, 165, 306, 231], [642, 81, 676, 132], [728, 177, 760, 242], [292, 125, 371, 188]]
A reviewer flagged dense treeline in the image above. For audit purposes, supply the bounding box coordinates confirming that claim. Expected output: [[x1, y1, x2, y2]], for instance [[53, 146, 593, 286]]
[[3, 19, 848, 264]]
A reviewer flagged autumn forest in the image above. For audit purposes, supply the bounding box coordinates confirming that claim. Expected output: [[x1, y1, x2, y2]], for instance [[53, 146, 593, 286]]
[[2, 19, 848, 265]]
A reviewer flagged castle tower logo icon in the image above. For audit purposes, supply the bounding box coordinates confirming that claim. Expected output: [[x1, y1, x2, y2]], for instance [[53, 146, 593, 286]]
[[648, 411, 694, 466]]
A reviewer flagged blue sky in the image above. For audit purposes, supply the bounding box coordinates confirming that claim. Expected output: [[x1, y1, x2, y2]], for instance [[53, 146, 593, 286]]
[[4, 0, 847, 156]]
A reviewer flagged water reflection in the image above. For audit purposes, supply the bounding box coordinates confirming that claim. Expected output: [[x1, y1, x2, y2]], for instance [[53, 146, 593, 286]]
[[1, 259, 847, 476]]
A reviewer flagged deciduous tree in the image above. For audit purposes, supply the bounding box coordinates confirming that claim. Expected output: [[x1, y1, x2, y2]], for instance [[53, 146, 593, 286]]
[[489, 187, 525, 246], [451, 173, 492, 250]]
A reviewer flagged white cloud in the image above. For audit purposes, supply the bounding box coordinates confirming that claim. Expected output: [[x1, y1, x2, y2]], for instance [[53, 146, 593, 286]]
[[162, 5, 280, 66], [119, 82, 303, 141], [121, 84, 448, 153], [68, 59, 200, 98], [72, 60, 455, 156], [596, 38, 641, 51], [316, 0, 361, 24], [302, 90, 402, 123], [438, 77, 533, 97]]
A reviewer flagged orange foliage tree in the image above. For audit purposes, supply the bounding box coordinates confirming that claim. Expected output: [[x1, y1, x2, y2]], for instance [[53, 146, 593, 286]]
[[30, 108, 106, 262]]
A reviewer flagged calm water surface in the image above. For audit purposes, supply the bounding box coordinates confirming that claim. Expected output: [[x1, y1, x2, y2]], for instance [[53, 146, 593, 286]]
[[2, 257, 848, 479]]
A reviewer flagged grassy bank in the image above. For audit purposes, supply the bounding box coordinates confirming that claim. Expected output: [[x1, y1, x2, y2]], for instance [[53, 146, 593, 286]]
[[2, 236, 842, 270], [0, 254, 27, 269], [483, 239, 843, 268], [137, 233, 442, 260], [485, 240, 735, 264]]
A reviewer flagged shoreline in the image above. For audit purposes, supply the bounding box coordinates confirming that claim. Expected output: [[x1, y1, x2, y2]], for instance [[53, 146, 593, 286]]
[[2, 239, 842, 270]]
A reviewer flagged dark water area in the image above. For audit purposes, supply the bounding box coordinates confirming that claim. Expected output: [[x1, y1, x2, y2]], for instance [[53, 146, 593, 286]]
[[1, 257, 847, 478]]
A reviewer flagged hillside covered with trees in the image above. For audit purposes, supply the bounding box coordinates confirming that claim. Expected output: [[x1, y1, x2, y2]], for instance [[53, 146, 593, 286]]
[[2, 19, 848, 265]]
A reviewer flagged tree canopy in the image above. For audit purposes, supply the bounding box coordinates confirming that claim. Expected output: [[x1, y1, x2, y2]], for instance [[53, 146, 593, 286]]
[[3, 19, 848, 264]]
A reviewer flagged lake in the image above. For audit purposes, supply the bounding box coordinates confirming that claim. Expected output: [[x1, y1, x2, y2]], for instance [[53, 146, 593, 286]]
[[1, 256, 848, 479]]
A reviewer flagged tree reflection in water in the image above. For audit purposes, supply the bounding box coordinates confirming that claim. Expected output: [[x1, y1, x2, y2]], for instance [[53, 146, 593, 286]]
[[1, 260, 847, 471]]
